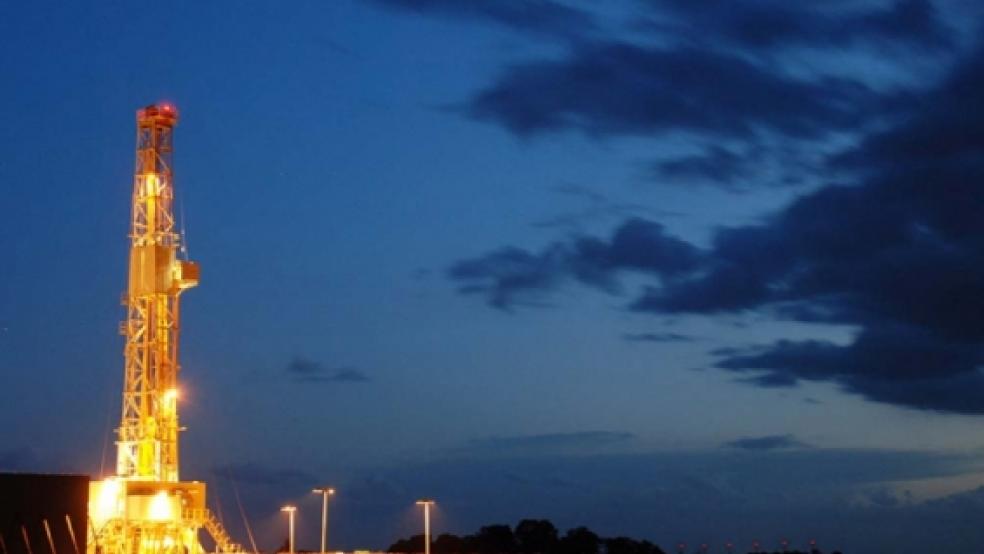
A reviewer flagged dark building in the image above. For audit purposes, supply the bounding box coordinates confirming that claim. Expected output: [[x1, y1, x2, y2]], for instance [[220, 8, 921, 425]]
[[0, 473, 89, 554]]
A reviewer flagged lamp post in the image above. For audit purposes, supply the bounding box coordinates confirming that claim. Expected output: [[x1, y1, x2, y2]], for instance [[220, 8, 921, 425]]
[[281, 505, 297, 554], [415, 499, 435, 554], [312, 487, 335, 554]]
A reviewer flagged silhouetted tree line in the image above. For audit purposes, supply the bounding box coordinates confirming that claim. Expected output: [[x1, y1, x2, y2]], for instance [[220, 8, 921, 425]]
[[388, 519, 844, 554], [746, 550, 839, 554], [389, 519, 663, 554]]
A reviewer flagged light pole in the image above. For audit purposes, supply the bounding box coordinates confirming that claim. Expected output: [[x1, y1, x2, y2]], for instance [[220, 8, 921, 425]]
[[312, 487, 335, 554], [415, 499, 435, 554], [281, 505, 297, 554]]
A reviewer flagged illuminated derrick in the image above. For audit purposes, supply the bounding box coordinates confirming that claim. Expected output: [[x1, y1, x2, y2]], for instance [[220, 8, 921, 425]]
[[118, 103, 198, 482], [88, 104, 243, 554]]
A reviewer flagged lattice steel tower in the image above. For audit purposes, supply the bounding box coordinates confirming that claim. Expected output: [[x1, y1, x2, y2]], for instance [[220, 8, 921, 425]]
[[88, 104, 244, 554], [118, 103, 199, 482]]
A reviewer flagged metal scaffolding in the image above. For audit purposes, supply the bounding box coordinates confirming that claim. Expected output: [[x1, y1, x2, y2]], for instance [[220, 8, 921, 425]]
[[88, 104, 239, 554]]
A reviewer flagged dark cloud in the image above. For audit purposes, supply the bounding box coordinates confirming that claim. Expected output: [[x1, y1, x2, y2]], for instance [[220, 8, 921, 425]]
[[453, 43, 984, 414], [725, 434, 809, 451], [654, 145, 758, 188], [717, 327, 982, 383], [641, 0, 954, 52], [214, 462, 317, 486], [532, 184, 663, 231], [297, 368, 371, 383], [285, 357, 371, 383], [736, 371, 799, 389], [449, 218, 700, 310], [662, 47, 984, 413], [367, 0, 597, 41], [465, 431, 635, 455], [468, 41, 894, 140], [834, 43, 984, 174], [450, 246, 564, 310], [622, 332, 694, 343], [286, 357, 321, 376]]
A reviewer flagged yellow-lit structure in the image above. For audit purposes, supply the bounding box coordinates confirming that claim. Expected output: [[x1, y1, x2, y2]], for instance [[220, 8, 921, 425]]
[[88, 104, 242, 554]]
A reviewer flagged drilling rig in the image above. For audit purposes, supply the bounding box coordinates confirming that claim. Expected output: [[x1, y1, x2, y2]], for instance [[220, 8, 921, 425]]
[[87, 104, 243, 554]]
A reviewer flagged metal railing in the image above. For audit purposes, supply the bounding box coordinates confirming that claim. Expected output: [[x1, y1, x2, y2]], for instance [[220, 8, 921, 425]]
[[198, 508, 245, 554]]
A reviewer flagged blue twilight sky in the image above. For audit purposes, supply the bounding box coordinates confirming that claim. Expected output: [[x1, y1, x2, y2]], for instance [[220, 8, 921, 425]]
[[6, 1, 984, 552]]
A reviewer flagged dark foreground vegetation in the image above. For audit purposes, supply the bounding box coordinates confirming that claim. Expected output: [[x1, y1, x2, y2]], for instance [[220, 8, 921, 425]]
[[387, 519, 842, 554]]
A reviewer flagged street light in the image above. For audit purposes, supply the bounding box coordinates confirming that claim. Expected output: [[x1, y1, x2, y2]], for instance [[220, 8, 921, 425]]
[[415, 499, 435, 554], [312, 487, 336, 554], [281, 505, 297, 554]]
